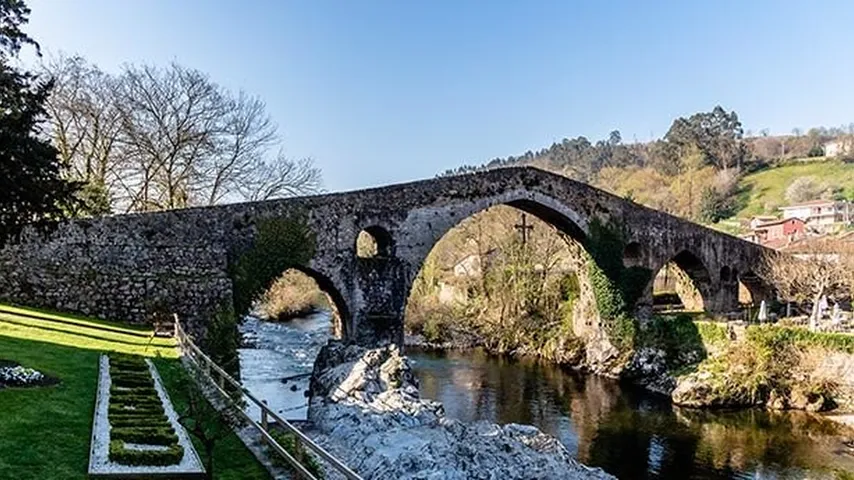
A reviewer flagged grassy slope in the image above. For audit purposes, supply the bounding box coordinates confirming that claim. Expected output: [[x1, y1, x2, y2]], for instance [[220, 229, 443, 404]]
[[734, 158, 854, 219], [0, 304, 268, 480]]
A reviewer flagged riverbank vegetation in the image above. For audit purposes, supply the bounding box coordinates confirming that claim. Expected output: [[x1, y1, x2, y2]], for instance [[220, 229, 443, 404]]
[[256, 269, 331, 322], [672, 323, 854, 412], [405, 205, 586, 363], [0, 303, 269, 479]]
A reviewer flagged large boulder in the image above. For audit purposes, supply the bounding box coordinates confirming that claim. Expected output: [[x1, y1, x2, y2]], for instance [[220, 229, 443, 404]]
[[306, 341, 614, 480]]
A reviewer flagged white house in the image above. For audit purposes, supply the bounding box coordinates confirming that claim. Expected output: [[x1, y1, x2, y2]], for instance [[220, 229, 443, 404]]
[[824, 136, 854, 158], [453, 254, 483, 277], [779, 200, 851, 231]]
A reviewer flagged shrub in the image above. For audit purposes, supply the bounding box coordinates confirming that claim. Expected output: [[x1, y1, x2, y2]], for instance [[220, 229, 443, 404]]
[[746, 324, 854, 354], [256, 269, 329, 321], [695, 320, 729, 347], [268, 429, 324, 479], [422, 316, 445, 343], [204, 304, 241, 377], [109, 415, 171, 429], [638, 314, 706, 368]]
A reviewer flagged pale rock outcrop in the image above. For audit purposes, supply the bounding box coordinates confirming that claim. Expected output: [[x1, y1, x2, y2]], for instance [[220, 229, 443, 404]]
[[306, 341, 614, 480]]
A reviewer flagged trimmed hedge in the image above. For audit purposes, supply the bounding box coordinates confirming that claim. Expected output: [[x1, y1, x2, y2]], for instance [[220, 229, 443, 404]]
[[107, 355, 183, 466], [111, 427, 179, 446], [109, 417, 172, 429], [109, 405, 166, 416], [111, 375, 155, 389], [111, 386, 158, 397], [109, 440, 184, 466], [111, 393, 163, 406]]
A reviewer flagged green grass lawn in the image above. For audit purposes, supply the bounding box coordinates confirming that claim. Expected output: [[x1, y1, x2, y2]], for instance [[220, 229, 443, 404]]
[[734, 158, 854, 219], [0, 304, 269, 480]]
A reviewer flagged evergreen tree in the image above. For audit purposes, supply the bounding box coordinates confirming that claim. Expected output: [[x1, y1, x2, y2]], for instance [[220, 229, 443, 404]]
[[0, 0, 77, 243]]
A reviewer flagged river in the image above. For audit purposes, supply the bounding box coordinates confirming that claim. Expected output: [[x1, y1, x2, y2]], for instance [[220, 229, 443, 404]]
[[239, 313, 854, 479]]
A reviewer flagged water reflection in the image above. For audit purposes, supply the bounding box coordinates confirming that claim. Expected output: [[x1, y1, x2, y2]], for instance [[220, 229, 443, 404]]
[[410, 348, 854, 479]]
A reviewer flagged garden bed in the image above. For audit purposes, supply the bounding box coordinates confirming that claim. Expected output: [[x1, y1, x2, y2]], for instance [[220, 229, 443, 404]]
[[88, 355, 205, 479], [0, 359, 59, 389]]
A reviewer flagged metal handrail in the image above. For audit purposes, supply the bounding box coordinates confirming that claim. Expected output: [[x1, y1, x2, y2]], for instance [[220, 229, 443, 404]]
[[173, 316, 362, 480]]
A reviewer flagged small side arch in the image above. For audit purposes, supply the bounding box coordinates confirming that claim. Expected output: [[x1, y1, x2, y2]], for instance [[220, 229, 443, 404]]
[[623, 241, 643, 267], [356, 225, 395, 258], [736, 269, 773, 306]]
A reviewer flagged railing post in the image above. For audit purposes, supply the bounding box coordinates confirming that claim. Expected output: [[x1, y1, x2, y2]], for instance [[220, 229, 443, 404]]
[[261, 400, 269, 446]]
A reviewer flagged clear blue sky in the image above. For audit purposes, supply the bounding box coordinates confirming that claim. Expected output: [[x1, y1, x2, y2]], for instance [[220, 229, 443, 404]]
[[23, 1, 854, 191]]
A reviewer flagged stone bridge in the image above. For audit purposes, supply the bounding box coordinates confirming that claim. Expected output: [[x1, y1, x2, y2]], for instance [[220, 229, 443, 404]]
[[0, 167, 772, 346]]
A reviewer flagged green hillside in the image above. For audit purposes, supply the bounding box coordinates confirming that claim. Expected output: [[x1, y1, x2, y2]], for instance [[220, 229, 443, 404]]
[[732, 158, 854, 219]]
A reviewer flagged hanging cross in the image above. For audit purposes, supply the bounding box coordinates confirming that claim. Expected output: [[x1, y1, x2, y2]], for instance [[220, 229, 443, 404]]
[[514, 213, 534, 245]]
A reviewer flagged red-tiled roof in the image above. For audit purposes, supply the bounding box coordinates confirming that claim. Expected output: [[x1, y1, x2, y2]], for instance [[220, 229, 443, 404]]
[[762, 237, 793, 250], [778, 234, 854, 253], [753, 217, 804, 229]]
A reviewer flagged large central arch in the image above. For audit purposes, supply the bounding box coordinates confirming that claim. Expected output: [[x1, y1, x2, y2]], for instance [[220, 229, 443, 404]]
[[397, 190, 605, 349], [399, 190, 592, 278]]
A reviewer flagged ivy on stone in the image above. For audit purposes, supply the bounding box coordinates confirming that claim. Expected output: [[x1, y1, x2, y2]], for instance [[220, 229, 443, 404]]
[[215, 215, 317, 373], [584, 218, 652, 351], [230, 215, 317, 316]]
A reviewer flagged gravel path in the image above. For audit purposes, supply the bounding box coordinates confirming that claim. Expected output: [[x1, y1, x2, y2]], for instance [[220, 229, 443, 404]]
[[87, 355, 206, 477]]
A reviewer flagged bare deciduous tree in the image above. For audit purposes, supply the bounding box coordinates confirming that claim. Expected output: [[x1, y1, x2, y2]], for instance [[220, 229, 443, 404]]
[[42, 53, 120, 214], [240, 155, 322, 202], [762, 241, 854, 329], [42, 55, 322, 214]]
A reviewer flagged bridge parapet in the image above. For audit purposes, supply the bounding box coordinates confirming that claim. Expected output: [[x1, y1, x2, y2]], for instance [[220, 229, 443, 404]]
[[0, 167, 774, 347]]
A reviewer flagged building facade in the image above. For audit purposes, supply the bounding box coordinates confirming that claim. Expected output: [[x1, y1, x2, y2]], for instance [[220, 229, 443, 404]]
[[780, 200, 851, 231]]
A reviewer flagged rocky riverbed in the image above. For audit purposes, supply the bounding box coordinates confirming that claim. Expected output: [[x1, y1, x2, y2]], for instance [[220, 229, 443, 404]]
[[304, 341, 614, 480]]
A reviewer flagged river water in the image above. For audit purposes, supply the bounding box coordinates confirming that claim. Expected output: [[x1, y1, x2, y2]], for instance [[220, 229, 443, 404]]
[[239, 313, 854, 479]]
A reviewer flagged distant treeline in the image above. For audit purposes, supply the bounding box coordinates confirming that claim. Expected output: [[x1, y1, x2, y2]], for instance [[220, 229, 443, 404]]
[[444, 107, 852, 182], [442, 107, 854, 224]]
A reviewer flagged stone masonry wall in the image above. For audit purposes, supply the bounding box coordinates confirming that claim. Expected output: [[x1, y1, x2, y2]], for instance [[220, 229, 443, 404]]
[[0, 167, 774, 345]]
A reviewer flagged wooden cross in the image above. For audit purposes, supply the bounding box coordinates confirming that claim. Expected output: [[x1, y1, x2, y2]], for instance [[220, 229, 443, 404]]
[[514, 213, 534, 245]]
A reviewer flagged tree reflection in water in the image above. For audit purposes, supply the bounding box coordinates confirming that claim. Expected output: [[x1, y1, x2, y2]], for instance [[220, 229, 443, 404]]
[[409, 347, 854, 480]]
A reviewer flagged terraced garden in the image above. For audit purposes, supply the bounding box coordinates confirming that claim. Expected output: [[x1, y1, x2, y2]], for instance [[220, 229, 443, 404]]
[[107, 354, 185, 466], [0, 303, 269, 480]]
